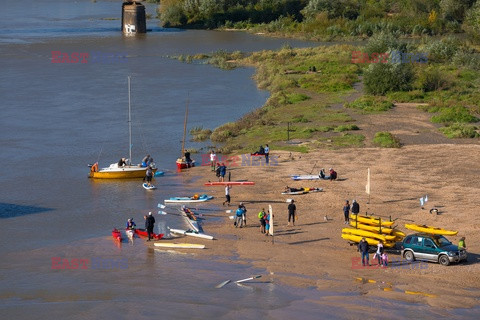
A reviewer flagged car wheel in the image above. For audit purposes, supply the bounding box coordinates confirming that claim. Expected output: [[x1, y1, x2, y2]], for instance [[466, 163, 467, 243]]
[[404, 250, 415, 262], [439, 255, 450, 266]]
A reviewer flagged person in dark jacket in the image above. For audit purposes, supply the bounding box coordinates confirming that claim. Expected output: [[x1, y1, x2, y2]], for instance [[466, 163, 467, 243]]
[[145, 212, 155, 241], [343, 200, 350, 224], [287, 199, 296, 226], [358, 238, 370, 266], [351, 199, 360, 215], [329, 168, 337, 181]]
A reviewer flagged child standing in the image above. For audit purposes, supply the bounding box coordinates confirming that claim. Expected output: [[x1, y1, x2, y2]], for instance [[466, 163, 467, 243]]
[[258, 209, 266, 234], [381, 252, 388, 267]]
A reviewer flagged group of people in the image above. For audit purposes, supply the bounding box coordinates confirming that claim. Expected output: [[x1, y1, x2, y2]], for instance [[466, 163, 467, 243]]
[[342, 199, 360, 224], [252, 144, 270, 164], [215, 162, 227, 182], [234, 203, 248, 228], [125, 212, 156, 241], [258, 208, 273, 236], [357, 238, 388, 267], [320, 168, 337, 181]]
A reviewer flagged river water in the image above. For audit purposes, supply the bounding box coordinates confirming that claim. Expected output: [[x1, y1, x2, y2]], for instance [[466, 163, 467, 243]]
[[1, 1, 479, 319]]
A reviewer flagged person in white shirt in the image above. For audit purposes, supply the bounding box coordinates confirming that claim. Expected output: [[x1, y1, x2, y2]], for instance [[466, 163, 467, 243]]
[[210, 150, 217, 171], [223, 185, 231, 206], [264, 144, 270, 164]]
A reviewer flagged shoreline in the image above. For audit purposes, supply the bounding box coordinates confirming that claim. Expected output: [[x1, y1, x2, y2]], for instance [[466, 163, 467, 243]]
[[151, 144, 480, 309]]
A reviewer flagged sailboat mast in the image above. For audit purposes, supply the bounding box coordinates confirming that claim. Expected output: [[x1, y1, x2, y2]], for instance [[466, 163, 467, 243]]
[[181, 99, 189, 157], [128, 76, 132, 165]]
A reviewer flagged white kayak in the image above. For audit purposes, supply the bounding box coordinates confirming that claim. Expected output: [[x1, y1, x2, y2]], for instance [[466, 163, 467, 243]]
[[169, 228, 214, 240], [164, 195, 214, 203], [154, 242, 205, 249], [290, 175, 320, 181], [142, 183, 157, 190]]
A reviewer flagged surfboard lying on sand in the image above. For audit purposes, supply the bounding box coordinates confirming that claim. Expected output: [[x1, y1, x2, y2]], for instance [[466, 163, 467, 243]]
[[143, 183, 157, 190], [154, 242, 205, 249], [204, 181, 255, 186], [169, 228, 214, 240], [290, 175, 320, 181], [281, 187, 323, 195]]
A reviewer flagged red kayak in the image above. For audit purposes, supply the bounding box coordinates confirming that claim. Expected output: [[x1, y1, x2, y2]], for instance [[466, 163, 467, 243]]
[[112, 228, 122, 241], [204, 181, 255, 186], [134, 228, 164, 240]]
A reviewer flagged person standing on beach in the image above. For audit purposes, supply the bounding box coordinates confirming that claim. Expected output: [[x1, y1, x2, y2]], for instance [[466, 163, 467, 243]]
[[459, 237, 466, 249], [264, 144, 270, 164], [358, 238, 370, 266], [235, 205, 244, 228], [210, 150, 217, 172], [375, 241, 384, 266], [220, 163, 227, 182], [240, 202, 247, 226], [223, 185, 231, 206], [343, 200, 350, 224], [287, 199, 296, 226], [215, 163, 221, 180], [146, 212, 155, 241], [351, 199, 360, 215], [258, 208, 266, 233]]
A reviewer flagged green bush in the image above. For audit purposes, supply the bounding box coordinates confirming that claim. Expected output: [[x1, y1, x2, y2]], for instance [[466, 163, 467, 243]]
[[464, 1, 480, 40], [422, 37, 462, 62], [373, 131, 401, 148], [439, 123, 479, 138], [418, 67, 451, 92], [363, 63, 415, 95], [334, 124, 359, 132], [317, 126, 335, 132], [190, 126, 212, 142], [431, 106, 479, 123], [331, 133, 365, 147], [345, 95, 394, 112], [286, 93, 310, 104]]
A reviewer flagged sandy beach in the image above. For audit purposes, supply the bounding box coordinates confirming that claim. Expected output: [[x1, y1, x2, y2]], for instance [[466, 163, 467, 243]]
[[150, 142, 480, 309]]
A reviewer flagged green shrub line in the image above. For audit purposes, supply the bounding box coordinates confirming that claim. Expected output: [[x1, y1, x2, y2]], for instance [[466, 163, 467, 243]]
[[439, 123, 479, 138]]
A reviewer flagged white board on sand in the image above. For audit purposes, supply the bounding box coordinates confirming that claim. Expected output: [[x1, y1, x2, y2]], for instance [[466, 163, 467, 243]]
[[268, 205, 273, 236]]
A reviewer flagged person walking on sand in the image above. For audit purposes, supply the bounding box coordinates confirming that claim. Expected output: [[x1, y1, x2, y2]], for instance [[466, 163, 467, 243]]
[[358, 238, 370, 266], [287, 199, 296, 226], [264, 144, 270, 164], [223, 185, 231, 206], [343, 200, 350, 224], [351, 199, 360, 215], [258, 208, 266, 234], [239, 202, 247, 226], [210, 150, 217, 172]]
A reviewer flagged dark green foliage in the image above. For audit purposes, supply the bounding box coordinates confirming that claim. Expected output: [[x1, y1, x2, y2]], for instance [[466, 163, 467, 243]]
[[373, 132, 401, 148], [345, 95, 394, 112], [439, 123, 479, 138], [418, 67, 451, 91], [363, 62, 415, 95], [431, 106, 479, 124]]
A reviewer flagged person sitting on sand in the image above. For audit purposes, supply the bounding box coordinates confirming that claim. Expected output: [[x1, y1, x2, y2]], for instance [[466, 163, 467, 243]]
[[329, 168, 337, 181], [252, 145, 265, 155]]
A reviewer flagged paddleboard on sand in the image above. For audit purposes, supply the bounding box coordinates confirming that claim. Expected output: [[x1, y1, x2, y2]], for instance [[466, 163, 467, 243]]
[[154, 242, 205, 249], [169, 228, 214, 240], [143, 183, 157, 190], [204, 181, 255, 186], [290, 175, 320, 181], [268, 205, 273, 236]]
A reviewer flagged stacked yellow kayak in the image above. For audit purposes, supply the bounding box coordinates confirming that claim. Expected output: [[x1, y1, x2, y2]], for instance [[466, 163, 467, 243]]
[[404, 224, 458, 236], [342, 214, 405, 247]]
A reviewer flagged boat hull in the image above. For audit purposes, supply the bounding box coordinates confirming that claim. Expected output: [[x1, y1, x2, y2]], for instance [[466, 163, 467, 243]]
[[348, 221, 394, 234], [341, 233, 395, 248], [90, 166, 157, 179], [404, 224, 458, 236], [350, 214, 394, 227], [169, 228, 214, 240], [176, 159, 196, 170], [134, 228, 164, 240]]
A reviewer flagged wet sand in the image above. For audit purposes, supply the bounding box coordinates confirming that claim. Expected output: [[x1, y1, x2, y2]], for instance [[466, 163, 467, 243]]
[[150, 143, 480, 309]]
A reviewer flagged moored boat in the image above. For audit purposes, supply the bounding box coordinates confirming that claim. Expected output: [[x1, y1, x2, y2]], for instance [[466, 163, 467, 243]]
[[134, 228, 164, 240]]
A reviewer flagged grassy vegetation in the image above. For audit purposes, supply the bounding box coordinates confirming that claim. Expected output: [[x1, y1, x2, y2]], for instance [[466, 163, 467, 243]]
[[167, 50, 245, 70], [317, 133, 365, 148], [372, 132, 401, 148], [345, 95, 394, 113], [439, 123, 479, 138], [189, 126, 212, 142]]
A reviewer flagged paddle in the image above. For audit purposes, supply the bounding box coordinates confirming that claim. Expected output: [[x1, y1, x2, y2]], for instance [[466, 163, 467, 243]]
[[215, 280, 231, 288], [235, 275, 262, 284]]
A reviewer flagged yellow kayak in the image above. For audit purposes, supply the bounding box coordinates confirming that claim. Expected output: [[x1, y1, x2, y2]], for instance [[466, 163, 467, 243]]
[[342, 228, 396, 242], [392, 229, 406, 241], [404, 224, 458, 236], [341, 233, 395, 248], [349, 221, 394, 234], [350, 214, 394, 227]]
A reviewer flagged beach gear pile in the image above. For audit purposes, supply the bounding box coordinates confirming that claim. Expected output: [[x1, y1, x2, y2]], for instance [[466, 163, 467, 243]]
[[341, 214, 405, 248]]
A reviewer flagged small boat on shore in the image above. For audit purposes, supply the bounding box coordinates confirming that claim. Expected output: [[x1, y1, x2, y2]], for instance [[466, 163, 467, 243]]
[[112, 228, 122, 241], [154, 242, 205, 249], [134, 228, 164, 240], [169, 228, 214, 240], [179, 206, 200, 232], [164, 194, 213, 203], [404, 224, 458, 236], [176, 99, 195, 170], [204, 181, 255, 186]]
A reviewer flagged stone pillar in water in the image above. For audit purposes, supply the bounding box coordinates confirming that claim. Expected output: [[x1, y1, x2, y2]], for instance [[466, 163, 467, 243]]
[[122, 1, 146, 34]]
